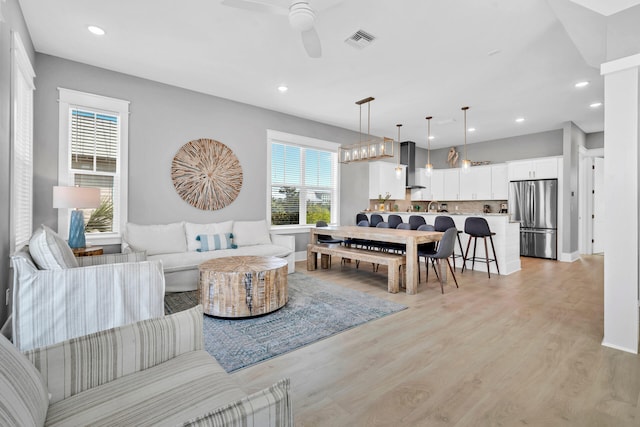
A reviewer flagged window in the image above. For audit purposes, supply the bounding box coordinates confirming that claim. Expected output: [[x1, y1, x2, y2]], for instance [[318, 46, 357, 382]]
[[267, 130, 340, 228], [58, 89, 129, 244], [10, 32, 35, 250]]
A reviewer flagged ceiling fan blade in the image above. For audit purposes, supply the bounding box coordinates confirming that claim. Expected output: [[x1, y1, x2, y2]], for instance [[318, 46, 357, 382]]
[[220, 0, 287, 15], [301, 27, 322, 58]]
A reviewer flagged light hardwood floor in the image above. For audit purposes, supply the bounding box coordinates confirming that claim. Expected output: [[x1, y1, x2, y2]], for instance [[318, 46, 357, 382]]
[[231, 255, 640, 426]]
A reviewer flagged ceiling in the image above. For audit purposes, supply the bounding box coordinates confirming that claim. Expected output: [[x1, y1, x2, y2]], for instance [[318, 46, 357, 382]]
[[17, 0, 639, 149]]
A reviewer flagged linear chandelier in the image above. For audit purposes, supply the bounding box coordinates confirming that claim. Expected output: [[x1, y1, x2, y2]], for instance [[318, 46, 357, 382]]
[[339, 96, 394, 164]]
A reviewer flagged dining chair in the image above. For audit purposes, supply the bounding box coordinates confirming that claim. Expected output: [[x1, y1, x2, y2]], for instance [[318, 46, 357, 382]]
[[418, 227, 459, 293], [434, 215, 464, 270], [316, 220, 343, 268], [370, 214, 384, 228], [356, 213, 368, 224], [416, 224, 436, 282], [408, 215, 426, 230], [388, 214, 403, 229]]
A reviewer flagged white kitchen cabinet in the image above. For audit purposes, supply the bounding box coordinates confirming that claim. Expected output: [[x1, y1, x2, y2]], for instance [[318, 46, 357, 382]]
[[443, 169, 460, 200], [490, 164, 509, 199], [430, 169, 445, 200], [411, 167, 431, 201], [459, 165, 492, 200], [368, 161, 406, 200], [508, 157, 559, 180]]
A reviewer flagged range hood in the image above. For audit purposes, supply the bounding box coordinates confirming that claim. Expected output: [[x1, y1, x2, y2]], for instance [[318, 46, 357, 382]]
[[400, 141, 425, 189]]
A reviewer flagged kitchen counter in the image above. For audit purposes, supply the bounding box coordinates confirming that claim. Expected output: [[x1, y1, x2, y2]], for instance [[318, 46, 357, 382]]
[[358, 212, 521, 276]]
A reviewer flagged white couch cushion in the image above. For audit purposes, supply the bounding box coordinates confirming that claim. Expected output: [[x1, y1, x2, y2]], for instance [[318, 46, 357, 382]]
[[29, 224, 79, 270], [152, 244, 292, 273], [185, 221, 233, 252], [125, 222, 187, 255], [233, 220, 272, 247], [0, 334, 49, 427]]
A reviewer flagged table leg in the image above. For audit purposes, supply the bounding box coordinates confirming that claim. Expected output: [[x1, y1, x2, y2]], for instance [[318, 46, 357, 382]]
[[405, 236, 418, 294]]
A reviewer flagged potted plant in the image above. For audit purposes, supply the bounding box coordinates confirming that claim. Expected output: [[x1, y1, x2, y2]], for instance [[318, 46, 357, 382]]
[[377, 192, 391, 211]]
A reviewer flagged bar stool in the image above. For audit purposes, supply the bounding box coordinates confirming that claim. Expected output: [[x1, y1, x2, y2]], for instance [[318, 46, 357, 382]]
[[434, 216, 464, 270], [462, 217, 500, 278]]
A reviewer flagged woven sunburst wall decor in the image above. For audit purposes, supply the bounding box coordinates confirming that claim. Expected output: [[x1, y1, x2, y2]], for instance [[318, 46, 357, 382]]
[[171, 138, 243, 210]]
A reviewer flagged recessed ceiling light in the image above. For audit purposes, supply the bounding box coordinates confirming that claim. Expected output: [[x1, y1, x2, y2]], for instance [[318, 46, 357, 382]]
[[87, 25, 105, 36], [515, 117, 525, 123], [590, 102, 602, 108], [575, 81, 589, 88], [277, 85, 288, 93], [468, 127, 476, 132], [428, 136, 435, 140], [487, 49, 501, 56]]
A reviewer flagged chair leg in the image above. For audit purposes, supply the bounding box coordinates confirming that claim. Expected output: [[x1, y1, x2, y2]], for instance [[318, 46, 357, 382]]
[[456, 233, 464, 270], [489, 235, 500, 275], [431, 258, 440, 281], [425, 257, 430, 282], [483, 236, 491, 278], [471, 237, 478, 272], [437, 259, 444, 294], [462, 237, 473, 273], [446, 259, 459, 289]]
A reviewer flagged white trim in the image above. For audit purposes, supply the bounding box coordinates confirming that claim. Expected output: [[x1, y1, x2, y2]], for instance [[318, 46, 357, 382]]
[[601, 339, 638, 354], [270, 225, 313, 234], [601, 52, 640, 75], [559, 251, 581, 262], [266, 129, 341, 228], [57, 88, 129, 243]]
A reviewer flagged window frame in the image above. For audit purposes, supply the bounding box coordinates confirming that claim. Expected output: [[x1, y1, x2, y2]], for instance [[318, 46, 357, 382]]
[[266, 130, 340, 230], [9, 31, 36, 251], [57, 88, 130, 245]]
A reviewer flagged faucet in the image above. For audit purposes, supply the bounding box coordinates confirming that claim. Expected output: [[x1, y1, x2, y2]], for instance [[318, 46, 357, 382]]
[[428, 201, 438, 212]]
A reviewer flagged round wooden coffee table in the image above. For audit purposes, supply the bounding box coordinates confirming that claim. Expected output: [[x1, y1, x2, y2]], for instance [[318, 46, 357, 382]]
[[198, 256, 288, 318]]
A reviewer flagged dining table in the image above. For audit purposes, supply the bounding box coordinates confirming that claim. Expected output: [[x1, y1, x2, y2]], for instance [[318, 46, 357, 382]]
[[309, 225, 444, 294]]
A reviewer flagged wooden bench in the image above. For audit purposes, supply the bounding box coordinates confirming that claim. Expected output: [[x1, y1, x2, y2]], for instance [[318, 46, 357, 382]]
[[307, 244, 406, 293]]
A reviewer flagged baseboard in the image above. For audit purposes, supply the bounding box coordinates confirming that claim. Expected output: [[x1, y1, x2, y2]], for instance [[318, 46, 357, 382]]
[[601, 339, 638, 354], [295, 250, 307, 262], [559, 251, 580, 262]]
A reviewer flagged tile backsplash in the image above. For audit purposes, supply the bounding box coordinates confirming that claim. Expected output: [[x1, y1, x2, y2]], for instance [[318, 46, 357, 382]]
[[369, 192, 507, 214]]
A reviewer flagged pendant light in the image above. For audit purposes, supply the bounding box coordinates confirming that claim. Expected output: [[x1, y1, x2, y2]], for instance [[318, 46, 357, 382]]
[[461, 106, 471, 172], [338, 97, 394, 164], [395, 124, 403, 178], [425, 116, 433, 177]]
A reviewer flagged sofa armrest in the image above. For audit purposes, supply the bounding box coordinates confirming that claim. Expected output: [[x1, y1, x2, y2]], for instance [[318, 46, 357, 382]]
[[24, 305, 204, 404], [12, 259, 165, 352], [182, 378, 293, 427], [76, 250, 147, 267], [270, 233, 295, 251]]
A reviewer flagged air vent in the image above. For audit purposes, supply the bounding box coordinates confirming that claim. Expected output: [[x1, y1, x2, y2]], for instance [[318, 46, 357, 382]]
[[345, 29, 376, 49]]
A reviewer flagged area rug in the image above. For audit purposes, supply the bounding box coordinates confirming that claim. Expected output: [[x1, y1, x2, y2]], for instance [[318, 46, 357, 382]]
[[164, 273, 407, 372]]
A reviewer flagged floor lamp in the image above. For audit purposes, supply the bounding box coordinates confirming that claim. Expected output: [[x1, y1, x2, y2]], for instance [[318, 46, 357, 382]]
[[53, 186, 101, 248]]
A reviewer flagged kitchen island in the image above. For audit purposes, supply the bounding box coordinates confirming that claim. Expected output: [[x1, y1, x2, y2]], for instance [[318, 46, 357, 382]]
[[359, 212, 520, 275]]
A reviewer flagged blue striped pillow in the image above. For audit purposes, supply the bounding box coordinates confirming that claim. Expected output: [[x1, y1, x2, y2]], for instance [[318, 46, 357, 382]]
[[196, 233, 237, 252]]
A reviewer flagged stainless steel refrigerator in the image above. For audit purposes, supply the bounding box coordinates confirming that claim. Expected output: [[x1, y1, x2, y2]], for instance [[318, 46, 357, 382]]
[[509, 179, 558, 259]]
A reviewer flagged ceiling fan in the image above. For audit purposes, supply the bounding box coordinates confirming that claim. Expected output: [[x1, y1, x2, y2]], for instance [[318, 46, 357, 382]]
[[221, 0, 323, 58]]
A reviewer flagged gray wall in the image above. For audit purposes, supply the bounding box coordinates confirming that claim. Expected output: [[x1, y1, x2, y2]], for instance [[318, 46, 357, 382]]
[[586, 131, 604, 149], [0, 0, 35, 328], [33, 54, 366, 253], [420, 129, 564, 169]]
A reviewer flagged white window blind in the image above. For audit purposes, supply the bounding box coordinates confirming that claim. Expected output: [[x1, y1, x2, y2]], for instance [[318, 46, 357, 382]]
[[58, 89, 129, 244], [268, 131, 339, 227], [10, 32, 35, 250]]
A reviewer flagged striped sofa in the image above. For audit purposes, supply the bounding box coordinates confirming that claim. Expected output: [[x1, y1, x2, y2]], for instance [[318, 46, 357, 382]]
[[0, 305, 293, 426]]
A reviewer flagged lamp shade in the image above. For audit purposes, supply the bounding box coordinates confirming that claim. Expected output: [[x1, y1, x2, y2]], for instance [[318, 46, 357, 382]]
[[53, 186, 101, 209]]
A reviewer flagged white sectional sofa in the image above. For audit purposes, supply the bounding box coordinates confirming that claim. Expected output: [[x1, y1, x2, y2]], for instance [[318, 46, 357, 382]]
[[123, 219, 295, 292]]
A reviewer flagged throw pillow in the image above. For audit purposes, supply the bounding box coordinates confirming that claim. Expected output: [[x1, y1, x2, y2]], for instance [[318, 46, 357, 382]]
[[0, 334, 49, 426], [196, 233, 237, 252], [185, 221, 234, 252], [124, 222, 187, 256], [29, 224, 79, 270], [232, 220, 272, 247]]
